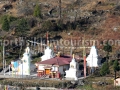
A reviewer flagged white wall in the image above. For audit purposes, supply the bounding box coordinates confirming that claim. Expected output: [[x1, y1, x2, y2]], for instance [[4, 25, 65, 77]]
[[51, 66, 58, 71], [38, 65, 45, 70], [38, 64, 70, 75]]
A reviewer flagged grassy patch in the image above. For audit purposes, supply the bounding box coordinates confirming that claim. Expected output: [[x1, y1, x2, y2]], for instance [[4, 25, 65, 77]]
[[0, 78, 71, 88], [76, 76, 120, 90]]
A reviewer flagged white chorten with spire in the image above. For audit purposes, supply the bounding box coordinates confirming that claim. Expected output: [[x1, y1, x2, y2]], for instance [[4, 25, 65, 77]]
[[41, 46, 54, 61], [65, 54, 81, 80], [11, 46, 36, 75], [41, 34, 54, 61], [86, 45, 101, 67]]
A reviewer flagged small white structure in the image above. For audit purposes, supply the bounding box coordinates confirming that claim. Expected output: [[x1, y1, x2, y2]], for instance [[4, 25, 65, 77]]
[[41, 46, 54, 61], [19, 47, 31, 75], [86, 45, 101, 67], [11, 47, 36, 75], [65, 54, 81, 80], [37, 53, 72, 78], [114, 78, 120, 86]]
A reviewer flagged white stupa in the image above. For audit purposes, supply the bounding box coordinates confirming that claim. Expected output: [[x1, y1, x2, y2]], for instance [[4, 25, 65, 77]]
[[65, 54, 81, 80], [20, 47, 31, 75], [86, 45, 101, 67], [11, 47, 36, 75], [41, 46, 54, 61]]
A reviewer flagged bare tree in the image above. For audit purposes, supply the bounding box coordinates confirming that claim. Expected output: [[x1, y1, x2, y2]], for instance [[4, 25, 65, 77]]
[[59, 0, 61, 20]]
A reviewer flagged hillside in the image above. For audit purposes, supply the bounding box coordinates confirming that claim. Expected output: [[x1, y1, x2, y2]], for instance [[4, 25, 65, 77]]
[[0, 0, 120, 58], [0, 1, 120, 89]]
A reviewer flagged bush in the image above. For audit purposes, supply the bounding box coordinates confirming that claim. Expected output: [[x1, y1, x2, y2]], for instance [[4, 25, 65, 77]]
[[27, 18, 37, 28], [0, 15, 7, 24], [15, 18, 30, 36], [93, 68, 101, 77], [109, 60, 114, 66], [41, 20, 57, 32], [2, 16, 9, 31], [100, 62, 110, 76], [8, 15, 17, 22], [33, 4, 42, 18], [0, 79, 71, 89]]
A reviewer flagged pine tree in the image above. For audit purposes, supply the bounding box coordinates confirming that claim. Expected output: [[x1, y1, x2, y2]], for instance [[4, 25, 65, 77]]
[[16, 18, 29, 36], [103, 41, 112, 62], [113, 60, 119, 79], [2, 16, 9, 31], [100, 62, 110, 76], [33, 4, 42, 18]]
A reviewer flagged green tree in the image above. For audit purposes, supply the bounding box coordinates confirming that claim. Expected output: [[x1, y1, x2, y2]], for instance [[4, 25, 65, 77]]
[[16, 18, 29, 36], [33, 4, 42, 18], [113, 60, 119, 79], [8, 15, 17, 22], [103, 41, 112, 62], [41, 20, 56, 32], [2, 16, 9, 31], [100, 62, 110, 76]]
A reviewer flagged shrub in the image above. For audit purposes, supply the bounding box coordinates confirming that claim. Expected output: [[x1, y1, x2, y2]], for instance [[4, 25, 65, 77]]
[[109, 60, 114, 66], [2, 16, 9, 31], [8, 15, 17, 22], [33, 4, 42, 18], [0, 79, 71, 89], [41, 20, 57, 32], [15, 18, 30, 36], [100, 62, 110, 76], [0, 15, 7, 24]]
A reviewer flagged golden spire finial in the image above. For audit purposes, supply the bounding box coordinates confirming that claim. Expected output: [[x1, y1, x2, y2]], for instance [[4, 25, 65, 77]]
[[73, 54, 75, 58], [57, 52, 60, 57]]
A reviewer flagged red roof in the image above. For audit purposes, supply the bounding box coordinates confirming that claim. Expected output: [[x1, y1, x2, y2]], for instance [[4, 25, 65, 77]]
[[38, 56, 73, 66]]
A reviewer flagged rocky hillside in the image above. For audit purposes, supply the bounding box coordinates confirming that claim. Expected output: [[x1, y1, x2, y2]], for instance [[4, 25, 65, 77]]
[[0, 0, 120, 53]]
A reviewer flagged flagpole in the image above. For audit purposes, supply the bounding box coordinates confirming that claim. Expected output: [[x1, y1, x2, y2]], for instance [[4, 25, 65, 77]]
[[5, 59, 6, 75], [83, 33, 86, 78], [17, 61, 18, 76], [46, 31, 48, 46], [12, 64, 13, 77], [84, 55, 86, 78], [70, 35, 73, 55], [9, 65, 10, 75], [22, 61, 23, 78], [3, 41, 5, 76], [41, 37, 42, 53]]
